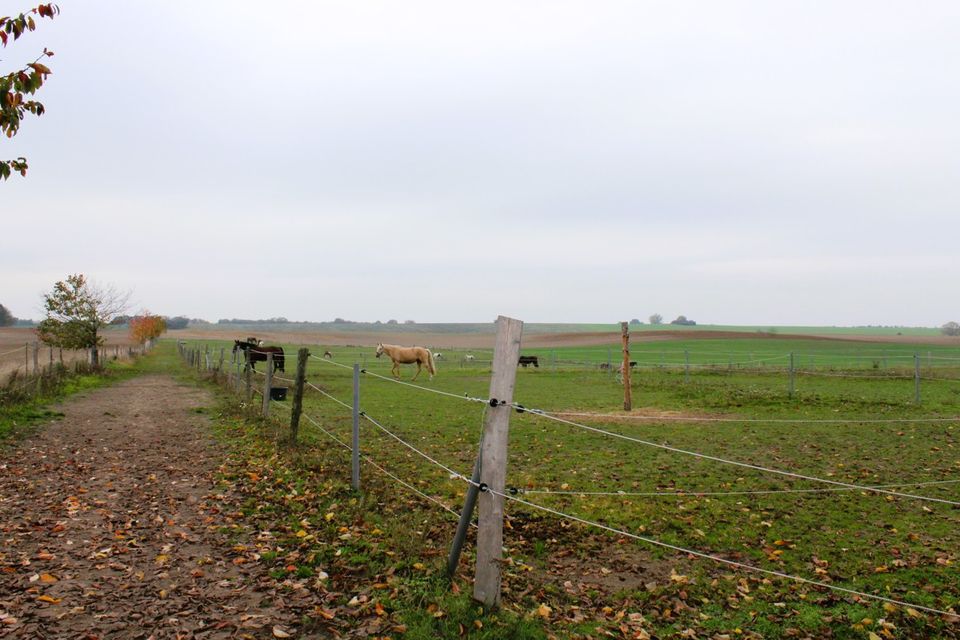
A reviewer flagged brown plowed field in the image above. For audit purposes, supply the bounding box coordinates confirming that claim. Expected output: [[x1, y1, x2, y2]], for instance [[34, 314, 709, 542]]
[[0, 328, 138, 379], [168, 327, 958, 350]]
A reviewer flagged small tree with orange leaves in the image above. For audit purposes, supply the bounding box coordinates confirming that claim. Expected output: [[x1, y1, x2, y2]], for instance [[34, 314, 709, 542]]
[[130, 312, 166, 345]]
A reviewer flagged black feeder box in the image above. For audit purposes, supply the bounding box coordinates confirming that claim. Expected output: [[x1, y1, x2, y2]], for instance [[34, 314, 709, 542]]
[[269, 386, 288, 401]]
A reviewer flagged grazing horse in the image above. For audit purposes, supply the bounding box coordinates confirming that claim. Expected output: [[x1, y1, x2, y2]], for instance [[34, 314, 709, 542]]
[[375, 342, 436, 381], [233, 340, 285, 373], [464, 354, 475, 362], [323, 350, 333, 359], [518, 355, 539, 368]]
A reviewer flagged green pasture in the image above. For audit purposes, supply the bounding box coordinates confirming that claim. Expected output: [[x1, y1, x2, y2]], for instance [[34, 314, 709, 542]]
[[182, 336, 960, 638]]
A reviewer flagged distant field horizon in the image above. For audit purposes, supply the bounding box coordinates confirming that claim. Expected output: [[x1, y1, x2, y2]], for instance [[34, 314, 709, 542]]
[[178, 320, 947, 336]]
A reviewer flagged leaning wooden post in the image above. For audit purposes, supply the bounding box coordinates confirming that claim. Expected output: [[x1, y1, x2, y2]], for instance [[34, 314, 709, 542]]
[[352, 364, 361, 491], [448, 455, 482, 579], [473, 315, 523, 608], [289, 348, 309, 443], [261, 353, 274, 417], [621, 321, 632, 411]]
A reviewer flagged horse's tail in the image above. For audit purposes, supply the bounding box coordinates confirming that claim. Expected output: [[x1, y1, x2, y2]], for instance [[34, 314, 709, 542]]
[[427, 349, 437, 377]]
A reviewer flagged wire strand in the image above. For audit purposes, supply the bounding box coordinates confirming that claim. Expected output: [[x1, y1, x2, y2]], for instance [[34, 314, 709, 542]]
[[518, 478, 960, 498], [482, 483, 958, 618], [512, 406, 960, 506]]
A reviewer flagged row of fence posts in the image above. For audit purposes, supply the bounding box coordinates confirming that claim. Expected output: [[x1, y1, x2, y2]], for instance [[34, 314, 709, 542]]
[[177, 322, 934, 610], [19, 341, 147, 374], [179, 318, 527, 609]]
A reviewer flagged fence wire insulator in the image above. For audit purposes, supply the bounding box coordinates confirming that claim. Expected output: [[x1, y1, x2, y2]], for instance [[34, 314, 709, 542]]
[[488, 398, 500, 407], [508, 486, 520, 495], [514, 404, 526, 414], [478, 482, 489, 492]]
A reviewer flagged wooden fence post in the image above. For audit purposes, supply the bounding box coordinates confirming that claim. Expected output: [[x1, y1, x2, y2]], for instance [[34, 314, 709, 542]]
[[235, 359, 242, 393], [32, 342, 39, 375], [473, 315, 523, 608], [262, 353, 274, 416], [289, 348, 309, 443], [621, 321, 632, 411]]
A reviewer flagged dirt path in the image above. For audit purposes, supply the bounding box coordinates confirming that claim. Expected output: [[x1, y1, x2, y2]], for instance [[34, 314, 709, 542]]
[[0, 375, 321, 639]]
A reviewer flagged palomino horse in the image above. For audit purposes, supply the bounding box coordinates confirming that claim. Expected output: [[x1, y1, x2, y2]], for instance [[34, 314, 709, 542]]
[[375, 343, 436, 381], [233, 340, 285, 373]]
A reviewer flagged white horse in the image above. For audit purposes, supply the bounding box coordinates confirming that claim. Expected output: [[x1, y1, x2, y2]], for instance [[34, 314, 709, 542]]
[[375, 343, 437, 381]]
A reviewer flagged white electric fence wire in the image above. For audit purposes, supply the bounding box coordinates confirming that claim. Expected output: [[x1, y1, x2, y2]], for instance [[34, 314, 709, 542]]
[[297, 411, 463, 521], [0, 346, 27, 357], [519, 478, 960, 498], [513, 406, 960, 506], [360, 411, 469, 481], [481, 483, 958, 618], [360, 368, 488, 405], [798, 370, 915, 381], [554, 411, 960, 425], [308, 354, 356, 371], [304, 381, 353, 412]]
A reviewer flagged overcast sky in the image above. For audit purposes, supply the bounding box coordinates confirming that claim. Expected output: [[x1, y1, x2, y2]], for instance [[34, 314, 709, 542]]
[[2, 1, 958, 325]]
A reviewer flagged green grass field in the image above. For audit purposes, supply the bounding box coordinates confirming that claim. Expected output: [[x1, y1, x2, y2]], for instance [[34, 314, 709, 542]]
[[178, 335, 960, 638]]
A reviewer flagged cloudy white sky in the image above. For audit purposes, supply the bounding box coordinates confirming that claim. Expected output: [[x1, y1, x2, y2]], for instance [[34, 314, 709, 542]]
[[2, 2, 958, 325]]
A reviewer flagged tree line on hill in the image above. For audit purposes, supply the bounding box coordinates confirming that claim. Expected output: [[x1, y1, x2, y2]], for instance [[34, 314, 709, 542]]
[[628, 314, 697, 326]]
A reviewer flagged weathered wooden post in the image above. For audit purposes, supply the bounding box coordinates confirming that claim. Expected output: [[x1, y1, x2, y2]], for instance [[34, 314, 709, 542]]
[[289, 348, 309, 443], [684, 350, 690, 383], [621, 321, 632, 411], [352, 363, 361, 491], [473, 315, 523, 608], [261, 353, 274, 417], [218, 347, 225, 373], [32, 342, 39, 375], [24, 342, 28, 372], [48, 345, 53, 373], [235, 359, 242, 393]]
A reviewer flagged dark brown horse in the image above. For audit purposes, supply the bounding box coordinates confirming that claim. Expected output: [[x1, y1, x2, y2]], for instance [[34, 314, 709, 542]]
[[233, 340, 285, 373]]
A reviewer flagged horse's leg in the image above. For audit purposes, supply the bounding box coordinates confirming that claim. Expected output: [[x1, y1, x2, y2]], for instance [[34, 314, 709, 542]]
[[392, 361, 400, 379], [411, 362, 422, 381]]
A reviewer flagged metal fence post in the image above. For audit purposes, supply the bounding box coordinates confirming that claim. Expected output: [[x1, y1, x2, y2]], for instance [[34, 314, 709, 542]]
[[262, 353, 274, 416], [352, 364, 361, 491], [621, 321, 632, 411], [244, 353, 252, 403], [914, 353, 921, 405], [788, 352, 795, 399]]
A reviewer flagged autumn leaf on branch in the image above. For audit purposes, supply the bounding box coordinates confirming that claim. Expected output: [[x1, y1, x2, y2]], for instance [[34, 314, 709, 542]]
[[1, 4, 59, 180]]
